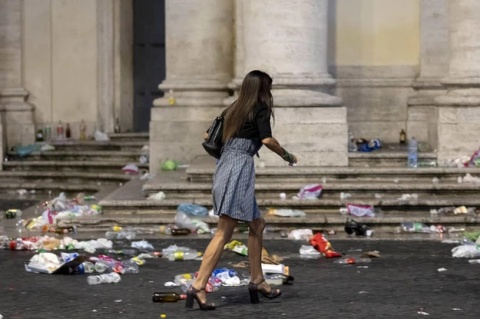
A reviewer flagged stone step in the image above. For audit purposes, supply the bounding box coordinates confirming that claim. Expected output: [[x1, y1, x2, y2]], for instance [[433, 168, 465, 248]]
[[0, 180, 99, 195], [99, 195, 480, 215], [48, 140, 147, 151], [58, 211, 479, 232], [187, 164, 480, 183], [348, 150, 437, 168], [0, 171, 130, 184], [143, 179, 480, 196], [3, 160, 148, 173], [107, 132, 149, 142], [6, 150, 142, 162]]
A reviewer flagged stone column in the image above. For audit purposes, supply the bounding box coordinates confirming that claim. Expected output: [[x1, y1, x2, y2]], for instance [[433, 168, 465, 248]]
[[407, 0, 449, 150], [0, 0, 35, 152], [96, 0, 115, 133], [240, 0, 347, 166], [435, 0, 480, 164], [150, 0, 233, 172]]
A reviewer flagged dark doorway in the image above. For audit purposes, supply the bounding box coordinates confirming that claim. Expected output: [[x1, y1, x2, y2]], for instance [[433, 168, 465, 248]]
[[133, 0, 166, 132]]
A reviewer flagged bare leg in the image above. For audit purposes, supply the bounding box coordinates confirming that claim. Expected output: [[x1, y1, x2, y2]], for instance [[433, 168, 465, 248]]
[[192, 215, 238, 302], [247, 217, 266, 284], [247, 217, 279, 294]]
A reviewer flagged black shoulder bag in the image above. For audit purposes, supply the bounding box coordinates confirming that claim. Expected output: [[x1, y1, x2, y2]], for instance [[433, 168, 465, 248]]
[[202, 110, 227, 159]]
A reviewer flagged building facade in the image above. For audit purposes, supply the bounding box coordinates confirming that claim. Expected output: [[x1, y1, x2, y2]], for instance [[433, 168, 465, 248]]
[[0, 0, 479, 171]]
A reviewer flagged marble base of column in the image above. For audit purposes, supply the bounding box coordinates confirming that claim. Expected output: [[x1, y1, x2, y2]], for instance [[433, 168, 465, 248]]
[[223, 75, 346, 167], [407, 77, 446, 149], [225, 74, 341, 107], [150, 80, 230, 172], [154, 80, 229, 107], [0, 104, 4, 169], [0, 88, 35, 148], [434, 79, 480, 165]]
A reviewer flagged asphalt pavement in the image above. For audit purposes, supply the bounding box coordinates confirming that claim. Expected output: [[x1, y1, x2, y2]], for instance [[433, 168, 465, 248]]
[[1, 236, 480, 319]]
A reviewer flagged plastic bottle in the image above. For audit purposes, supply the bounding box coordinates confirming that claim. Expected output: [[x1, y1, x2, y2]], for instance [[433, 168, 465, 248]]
[[44, 125, 52, 141], [87, 272, 121, 285], [65, 123, 71, 139], [168, 89, 176, 105], [408, 137, 418, 168], [468, 259, 480, 264], [348, 131, 357, 152], [83, 261, 95, 273], [120, 260, 139, 274], [79, 120, 87, 141], [114, 118, 121, 133], [56, 121, 64, 140], [168, 250, 199, 261], [94, 260, 111, 273], [152, 292, 186, 302]]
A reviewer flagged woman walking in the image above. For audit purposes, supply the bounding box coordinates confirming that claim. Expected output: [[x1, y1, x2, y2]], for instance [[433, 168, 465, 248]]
[[186, 70, 297, 310]]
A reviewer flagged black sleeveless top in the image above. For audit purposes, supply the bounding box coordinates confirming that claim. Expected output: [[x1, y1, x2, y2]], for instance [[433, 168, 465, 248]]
[[233, 103, 272, 140]]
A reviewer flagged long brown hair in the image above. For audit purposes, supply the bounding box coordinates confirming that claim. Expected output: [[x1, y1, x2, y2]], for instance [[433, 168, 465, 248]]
[[222, 70, 274, 142]]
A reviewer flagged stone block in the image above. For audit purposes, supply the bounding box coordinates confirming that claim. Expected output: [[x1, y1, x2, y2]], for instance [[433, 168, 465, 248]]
[[438, 107, 457, 123], [274, 107, 346, 124], [150, 141, 205, 173], [437, 122, 480, 163], [271, 124, 347, 152], [408, 105, 435, 122], [151, 106, 225, 122], [340, 87, 412, 123], [257, 149, 348, 167]]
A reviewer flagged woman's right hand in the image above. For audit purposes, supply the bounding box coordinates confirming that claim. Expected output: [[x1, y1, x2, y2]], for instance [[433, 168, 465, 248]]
[[281, 148, 297, 165]]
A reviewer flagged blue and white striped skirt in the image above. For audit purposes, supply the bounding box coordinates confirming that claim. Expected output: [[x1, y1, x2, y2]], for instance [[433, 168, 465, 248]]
[[212, 138, 262, 222]]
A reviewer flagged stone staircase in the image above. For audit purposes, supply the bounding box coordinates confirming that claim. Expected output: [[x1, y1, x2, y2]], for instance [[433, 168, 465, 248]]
[[0, 133, 149, 198], [79, 146, 480, 234]]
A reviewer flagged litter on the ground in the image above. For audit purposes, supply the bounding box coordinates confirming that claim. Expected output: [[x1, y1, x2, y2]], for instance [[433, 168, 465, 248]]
[[148, 191, 166, 201], [296, 184, 323, 199], [267, 208, 306, 217], [288, 228, 313, 240], [346, 204, 375, 217]]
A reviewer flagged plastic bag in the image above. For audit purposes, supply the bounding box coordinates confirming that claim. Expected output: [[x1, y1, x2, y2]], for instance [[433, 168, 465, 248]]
[[93, 130, 110, 141], [288, 229, 313, 240], [452, 245, 480, 258], [297, 184, 323, 199], [122, 163, 139, 175], [347, 204, 375, 217], [177, 203, 208, 216], [174, 211, 197, 230]]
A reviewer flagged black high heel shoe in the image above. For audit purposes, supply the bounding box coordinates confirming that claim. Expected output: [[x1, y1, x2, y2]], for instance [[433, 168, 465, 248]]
[[248, 279, 282, 304], [185, 286, 215, 311]]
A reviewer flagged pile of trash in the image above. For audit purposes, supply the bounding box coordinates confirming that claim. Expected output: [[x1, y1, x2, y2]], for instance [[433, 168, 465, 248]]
[[16, 192, 101, 234]]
